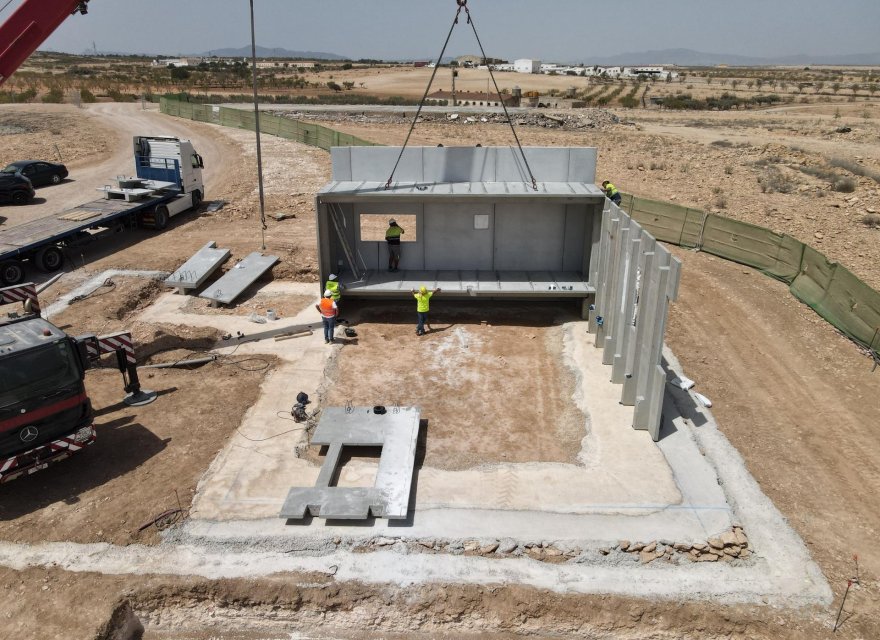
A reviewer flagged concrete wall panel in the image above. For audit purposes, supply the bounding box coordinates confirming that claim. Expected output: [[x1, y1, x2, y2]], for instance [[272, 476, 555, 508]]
[[330, 147, 353, 181], [562, 205, 588, 272], [424, 203, 494, 270], [494, 202, 566, 271], [423, 147, 496, 182]]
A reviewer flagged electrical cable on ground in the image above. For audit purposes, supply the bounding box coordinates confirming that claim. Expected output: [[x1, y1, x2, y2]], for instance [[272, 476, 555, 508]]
[[69, 278, 115, 303]]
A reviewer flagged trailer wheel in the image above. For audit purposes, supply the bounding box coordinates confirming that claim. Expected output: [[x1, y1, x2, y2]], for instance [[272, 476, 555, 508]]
[[0, 261, 25, 286], [153, 205, 169, 230], [191, 189, 203, 210], [35, 246, 64, 272]]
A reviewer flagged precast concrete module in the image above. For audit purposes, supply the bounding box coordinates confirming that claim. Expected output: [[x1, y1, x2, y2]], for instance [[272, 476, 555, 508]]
[[315, 146, 681, 438]]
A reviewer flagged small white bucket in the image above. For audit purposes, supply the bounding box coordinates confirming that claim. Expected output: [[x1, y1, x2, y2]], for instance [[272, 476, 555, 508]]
[[266, 309, 277, 321]]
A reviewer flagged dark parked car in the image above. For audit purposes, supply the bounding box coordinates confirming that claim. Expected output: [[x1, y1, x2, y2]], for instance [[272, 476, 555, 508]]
[[0, 172, 35, 205], [1, 160, 68, 187]]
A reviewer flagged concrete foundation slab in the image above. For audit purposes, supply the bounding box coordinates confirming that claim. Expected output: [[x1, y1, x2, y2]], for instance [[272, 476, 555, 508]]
[[164, 241, 230, 294], [198, 252, 279, 306], [280, 407, 420, 520]]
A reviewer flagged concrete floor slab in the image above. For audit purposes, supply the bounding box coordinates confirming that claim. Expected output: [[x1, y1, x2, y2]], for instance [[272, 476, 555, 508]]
[[280, 407, 421, 520]]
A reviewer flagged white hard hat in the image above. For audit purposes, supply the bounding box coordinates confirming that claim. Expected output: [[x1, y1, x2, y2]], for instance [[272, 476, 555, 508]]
[[389, 219, 397, 225], [323, 289, 333, 297], [328, 273, 338, 280]]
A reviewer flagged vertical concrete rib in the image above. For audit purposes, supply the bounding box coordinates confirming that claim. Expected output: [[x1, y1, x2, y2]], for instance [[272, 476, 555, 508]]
[[602, 219, 629, 364], [611, 224, 642, 383], [621, 234, 656, 404], [593, 213, 618, 345]]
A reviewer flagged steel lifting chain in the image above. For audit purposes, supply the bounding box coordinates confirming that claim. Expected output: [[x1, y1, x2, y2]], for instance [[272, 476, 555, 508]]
[[384, 0, 539, 191]]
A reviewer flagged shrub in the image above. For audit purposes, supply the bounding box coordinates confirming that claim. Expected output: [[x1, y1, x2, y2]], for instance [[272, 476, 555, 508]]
[[862, 213, 880, 228], [828, 157, 880, 184], [41, 87, 65, 103], [649, 161, 667, 171], [724, 165, 734, 175], [759, 166, 797, 193], [711, 139, 734, 147], [80, 87, 97, 103], [832, 177, 857, 192]]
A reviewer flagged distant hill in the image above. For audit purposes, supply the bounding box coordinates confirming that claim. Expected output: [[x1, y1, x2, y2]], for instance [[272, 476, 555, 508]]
[[200, 45, 347, 60], [581, 48, 880, 66]]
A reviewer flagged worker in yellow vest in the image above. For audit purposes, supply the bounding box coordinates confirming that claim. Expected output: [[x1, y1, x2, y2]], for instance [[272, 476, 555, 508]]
[[385, 219, 404, 272], [325, 273, 343, 309], [315, 289, 338, 344], [411, 285, 441, 336], [601, 180, 622, 206]]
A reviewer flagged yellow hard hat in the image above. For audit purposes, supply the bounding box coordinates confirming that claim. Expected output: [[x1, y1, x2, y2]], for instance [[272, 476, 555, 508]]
[[419, 286, 427, 294]]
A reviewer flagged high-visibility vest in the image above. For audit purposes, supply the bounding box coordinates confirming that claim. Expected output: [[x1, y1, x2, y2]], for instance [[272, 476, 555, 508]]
[[386, 226, 403, 241], [414, 291, 433, 313], [319, 298, 337, 318], [325, 280, 341, 300], [605, 182, 619, 197]]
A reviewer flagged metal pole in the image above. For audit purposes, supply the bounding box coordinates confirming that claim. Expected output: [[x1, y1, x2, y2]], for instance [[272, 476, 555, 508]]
[[248, 0, 267, 251]]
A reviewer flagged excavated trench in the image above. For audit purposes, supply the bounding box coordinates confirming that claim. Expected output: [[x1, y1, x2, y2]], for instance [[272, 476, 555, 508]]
[[97, 580, 806, 640]]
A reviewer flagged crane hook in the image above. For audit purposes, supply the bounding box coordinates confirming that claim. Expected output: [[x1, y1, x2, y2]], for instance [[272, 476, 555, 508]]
[[457, 0, 467, 6]]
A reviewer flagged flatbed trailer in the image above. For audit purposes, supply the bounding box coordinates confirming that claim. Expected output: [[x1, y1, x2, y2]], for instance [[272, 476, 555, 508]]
[[0, 135, 205, 285]]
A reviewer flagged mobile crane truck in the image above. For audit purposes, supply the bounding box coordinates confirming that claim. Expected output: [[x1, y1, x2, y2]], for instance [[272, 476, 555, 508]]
[[0, 282, 156, 483]]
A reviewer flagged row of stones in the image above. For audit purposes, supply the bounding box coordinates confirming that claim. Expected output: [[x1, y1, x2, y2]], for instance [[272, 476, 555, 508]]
[[351, 526, 751, 566], [615, 526, 751, 564]]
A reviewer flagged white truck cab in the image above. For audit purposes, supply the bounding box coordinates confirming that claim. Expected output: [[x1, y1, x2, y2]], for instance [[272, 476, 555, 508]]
[[132, 135, 204, 215]]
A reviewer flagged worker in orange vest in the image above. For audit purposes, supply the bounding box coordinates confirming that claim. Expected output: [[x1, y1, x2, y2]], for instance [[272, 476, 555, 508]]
[[315, 289, 338, 344]]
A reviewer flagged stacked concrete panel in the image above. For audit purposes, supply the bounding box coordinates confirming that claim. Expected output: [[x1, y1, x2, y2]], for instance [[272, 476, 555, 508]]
[[588, 202, 681, 441]]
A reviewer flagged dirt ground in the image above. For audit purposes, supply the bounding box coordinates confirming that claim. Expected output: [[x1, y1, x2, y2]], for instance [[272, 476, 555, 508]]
[[2, 100, 880, 638], [665, 247, 880, 636], [323, 301, 585, 470], [0, 276, 270, 546]]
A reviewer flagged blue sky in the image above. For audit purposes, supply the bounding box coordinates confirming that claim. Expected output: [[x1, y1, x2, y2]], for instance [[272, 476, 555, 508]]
[[5, 0, 879, 60]]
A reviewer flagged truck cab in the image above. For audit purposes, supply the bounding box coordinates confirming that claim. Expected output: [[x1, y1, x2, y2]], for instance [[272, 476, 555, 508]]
[[133, 135, 205, 212], [0, 316, 94, 482]]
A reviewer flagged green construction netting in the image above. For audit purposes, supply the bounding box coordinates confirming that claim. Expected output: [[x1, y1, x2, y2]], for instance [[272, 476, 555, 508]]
[[160, 98, 375, 150], [621, 193, 880, 356]]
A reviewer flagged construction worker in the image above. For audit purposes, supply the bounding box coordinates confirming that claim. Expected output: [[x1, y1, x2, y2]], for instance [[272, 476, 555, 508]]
[[315, 289, 338, 344], [385, 219, 404, 272], [601, 180, 622, 206], [325, 273, 343, 309], [411, 285, 440, 336]]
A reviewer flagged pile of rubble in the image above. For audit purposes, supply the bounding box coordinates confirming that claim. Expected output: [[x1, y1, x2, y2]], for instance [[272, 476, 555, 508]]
[[268, 108, 620, 131]]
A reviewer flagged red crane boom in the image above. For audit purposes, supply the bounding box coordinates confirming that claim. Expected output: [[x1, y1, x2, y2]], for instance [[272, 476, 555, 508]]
[[0, 0, 89, 86]]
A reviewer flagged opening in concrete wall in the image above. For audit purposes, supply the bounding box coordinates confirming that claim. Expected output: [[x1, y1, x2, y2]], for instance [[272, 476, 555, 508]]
[[359, 214, 418, 242]]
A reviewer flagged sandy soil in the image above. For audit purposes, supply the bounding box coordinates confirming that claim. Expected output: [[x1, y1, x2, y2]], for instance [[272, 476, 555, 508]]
[[665, 247, 880, 635], [1, 100, 880, 638], [324, 301, 585, 470]]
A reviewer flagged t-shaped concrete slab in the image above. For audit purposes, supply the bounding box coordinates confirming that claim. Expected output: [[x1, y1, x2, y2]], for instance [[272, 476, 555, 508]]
[[280, 407, 420, 520]]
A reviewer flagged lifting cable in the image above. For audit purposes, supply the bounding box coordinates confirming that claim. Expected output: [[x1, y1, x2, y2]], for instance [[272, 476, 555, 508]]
[[384, 0, 538, 191]]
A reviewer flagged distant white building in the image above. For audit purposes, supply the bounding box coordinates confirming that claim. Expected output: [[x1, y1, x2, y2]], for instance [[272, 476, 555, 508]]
[[153, 57, 202, 68], [514, 59, 541, 74], [595, 66, 622, 77]]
